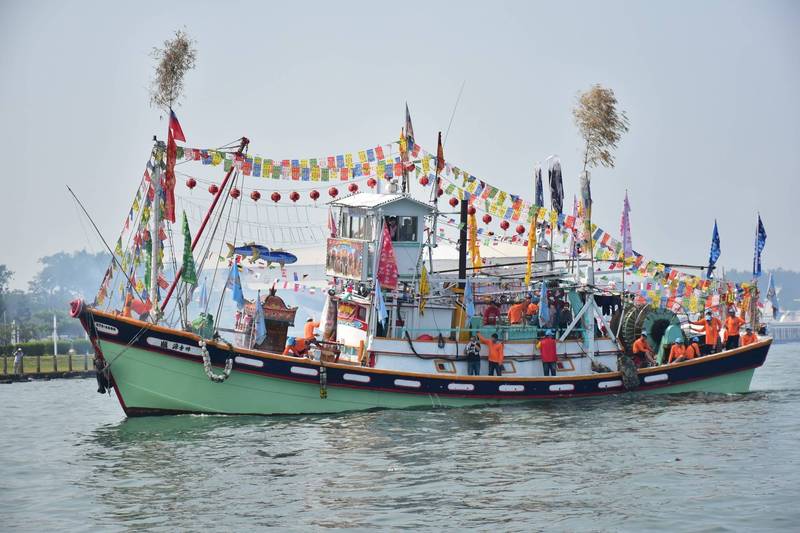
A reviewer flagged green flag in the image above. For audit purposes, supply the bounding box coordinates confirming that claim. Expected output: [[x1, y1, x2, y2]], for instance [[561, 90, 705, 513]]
[[182, 211, 198, 286]]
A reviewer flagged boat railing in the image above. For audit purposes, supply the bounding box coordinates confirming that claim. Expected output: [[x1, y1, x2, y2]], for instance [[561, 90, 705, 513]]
[[393, 324, 586, 343]]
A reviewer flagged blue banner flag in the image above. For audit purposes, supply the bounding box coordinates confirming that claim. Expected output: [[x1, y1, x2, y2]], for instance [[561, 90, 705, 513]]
[[707, 220, 721, 279], [227, 261, 245, 309], [766, 272, 780, 319], [538, 281, 549, 325], [753, 214, 767, 278], [253, 290, 266, 344], [464, 276, 475, 319], [374, 280, 388, 323]]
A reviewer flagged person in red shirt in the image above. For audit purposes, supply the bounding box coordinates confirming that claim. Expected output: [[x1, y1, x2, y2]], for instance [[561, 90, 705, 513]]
[[724, 310, 745, 350], [740, 326, 758, 346], [668, 338, 687, 364], [482, 300, 501, 326], [477, 332, 505, 376], [631, 330, 656, 368], [537, 329, 559, 376], [690, 310, 722, 355]]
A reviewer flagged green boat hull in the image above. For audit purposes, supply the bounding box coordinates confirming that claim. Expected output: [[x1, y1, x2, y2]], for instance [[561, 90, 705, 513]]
[[100, 339, 760, 416]]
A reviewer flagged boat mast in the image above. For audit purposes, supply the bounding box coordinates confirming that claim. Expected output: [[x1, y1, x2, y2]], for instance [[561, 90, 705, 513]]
[[150, 142, 164, 317]]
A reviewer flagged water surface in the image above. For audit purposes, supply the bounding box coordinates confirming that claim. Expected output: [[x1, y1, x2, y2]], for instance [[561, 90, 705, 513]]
[[2, 344, 798, 531]]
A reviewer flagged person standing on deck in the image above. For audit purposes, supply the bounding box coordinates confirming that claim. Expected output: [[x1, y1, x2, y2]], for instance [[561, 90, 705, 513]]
[[13, 347, 23, 375], [691, 310, 722, 355], [464, 335, 482, 376], [508, 300, 526, 325], [526, 298, 539, 326], [741, 326, 758, 346], [304, 317, 320, 340], [477, 333, 504, 376], [537, 330, 559, 376], [724, 309, 745, 350], [482, 300, 501, 326], [631, 330, 656, 368]]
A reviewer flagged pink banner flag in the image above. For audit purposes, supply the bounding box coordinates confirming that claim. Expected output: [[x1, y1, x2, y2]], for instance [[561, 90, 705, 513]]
[[377, 224, 399, 289]]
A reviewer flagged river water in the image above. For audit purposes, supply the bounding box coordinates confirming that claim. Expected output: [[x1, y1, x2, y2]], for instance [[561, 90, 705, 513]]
[[1, 344, 798, 532]]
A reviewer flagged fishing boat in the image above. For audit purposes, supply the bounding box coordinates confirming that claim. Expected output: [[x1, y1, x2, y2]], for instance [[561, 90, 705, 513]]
[[71, 127, 772, 416]]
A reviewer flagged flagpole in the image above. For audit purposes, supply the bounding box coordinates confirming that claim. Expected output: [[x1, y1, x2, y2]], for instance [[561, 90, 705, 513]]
[[160, 136, 249, 312]]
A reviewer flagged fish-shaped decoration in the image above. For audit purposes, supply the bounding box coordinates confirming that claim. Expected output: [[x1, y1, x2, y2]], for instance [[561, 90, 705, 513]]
[[226, 242, 298, 265]]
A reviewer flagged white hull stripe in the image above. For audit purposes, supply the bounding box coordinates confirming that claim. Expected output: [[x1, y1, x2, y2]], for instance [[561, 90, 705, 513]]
[[644, 373, 669, 383], [235, 356, 263, 368], [549, 383, 575, 392], [394, 379, 421, 388], [290, 366, 318, 377], [95, 322, 119, 335], [343, 373, 371, 383], [598, 380, 623, 389], [447, 383, 474, 392], [499, 384, 524, 392]]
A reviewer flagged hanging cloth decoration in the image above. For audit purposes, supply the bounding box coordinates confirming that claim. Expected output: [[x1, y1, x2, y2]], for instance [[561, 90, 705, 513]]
[[419, 265, 430, 315], [464, 276, 475, 320], [164, 110, 186, 224], [524, 212, 538, 286], [227, 259, 245, 309], [620, 190, 633, 261], [548, 157, 564, 215], [468, 213, 482, 270], [534, 165, 544, 208], [253, 290, 267, 345], [181, 211, 198, 286], [376, 224, 399, 290]]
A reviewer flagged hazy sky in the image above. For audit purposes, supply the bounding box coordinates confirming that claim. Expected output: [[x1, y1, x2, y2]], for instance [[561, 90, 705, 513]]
[[1, 0, 798, 290]]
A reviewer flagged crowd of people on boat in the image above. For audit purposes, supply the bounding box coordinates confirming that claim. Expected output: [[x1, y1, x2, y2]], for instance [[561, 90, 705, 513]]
[[631, 307, 759, 368], [481, 292, 573, 333]]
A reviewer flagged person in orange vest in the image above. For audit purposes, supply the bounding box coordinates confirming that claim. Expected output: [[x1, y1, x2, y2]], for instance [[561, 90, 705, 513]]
[[690, 310, 722, 355], [282, 336, 320, 358], [477, 332, 505, 376], [685, 336, 702, 359], [508, 300, 526, 325], [741, 326, 758, 346], [724, 309, 745, 350], [304, 317, 320, 340], [668, 338, 687, 364], [537, 329, 559, 376], [631, 330, 656, 368]]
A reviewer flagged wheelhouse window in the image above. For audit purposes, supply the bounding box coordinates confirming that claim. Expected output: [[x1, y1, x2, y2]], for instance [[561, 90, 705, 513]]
[[341, 212, 372, 240], [385, 216, 418, 242]]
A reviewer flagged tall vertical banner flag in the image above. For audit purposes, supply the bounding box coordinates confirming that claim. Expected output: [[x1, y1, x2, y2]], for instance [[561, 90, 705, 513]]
[[418, 265, 429, 315], [377, 224, 399, 289], [534, 165, 544, 207], [766, 272, 780, 318], [524, 214, 537, 286], [253, 291, 266, 345], [374, 280, 388, 323], [538, 281, 550, 325], [164, 110, 186, 224], [620, 190, 633, 259], [707, 220, 721, 279], [404, 103, 415, 147], [436, 131, 445, 176], [198, 277, 208, 309], [753, 214, 767, 278], [464, 276, 475, 319], [227, 260, 245, 309], [548, 158, 564, 214], [180, 211, 198, 286]]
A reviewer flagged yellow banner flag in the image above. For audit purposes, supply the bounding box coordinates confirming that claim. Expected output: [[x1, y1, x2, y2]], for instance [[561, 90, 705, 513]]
[[524, 214, 538, 286], [419, 265, 429, 315]]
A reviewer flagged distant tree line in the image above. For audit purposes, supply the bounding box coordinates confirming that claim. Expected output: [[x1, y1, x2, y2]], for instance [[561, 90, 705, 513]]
[[0, 250, 110, 345]]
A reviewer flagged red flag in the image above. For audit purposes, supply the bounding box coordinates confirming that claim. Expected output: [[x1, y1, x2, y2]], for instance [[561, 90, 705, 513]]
[[377, 224, 399, 290], [164, 110, 185, 224], [436, 131, 445, 175]]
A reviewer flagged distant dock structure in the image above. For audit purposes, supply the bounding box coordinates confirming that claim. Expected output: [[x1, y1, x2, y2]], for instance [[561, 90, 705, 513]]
[[769, 322, 800, 343]]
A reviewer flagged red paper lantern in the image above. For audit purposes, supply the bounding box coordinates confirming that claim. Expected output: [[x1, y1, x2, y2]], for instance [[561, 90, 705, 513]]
[[467, 206, 476, 216], [271, 192, 281, 203], [185, 178, 196, 190], [208, 184, 219, 195], [348, 183, 359, 193], [482, 214, 492, 224], [328, 187, 339, 198], [500, 220, 510, 231], [448, 197, 459, 208], [289, 191, 300, 202], [250, 190, 261, 202], [516, 224, 525, 235], [309, 189, 320, 201], [230, 188, 241, 199], [367, 178, 377, 189], [419, 176, 429, 186]]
